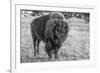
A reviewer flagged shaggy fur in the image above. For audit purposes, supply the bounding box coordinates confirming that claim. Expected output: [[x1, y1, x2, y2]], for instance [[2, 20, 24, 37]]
[[31, 12, 69, 59]]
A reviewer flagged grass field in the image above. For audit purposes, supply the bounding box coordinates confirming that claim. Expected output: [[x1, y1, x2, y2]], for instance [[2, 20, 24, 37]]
[[20, 13, 90, 63]]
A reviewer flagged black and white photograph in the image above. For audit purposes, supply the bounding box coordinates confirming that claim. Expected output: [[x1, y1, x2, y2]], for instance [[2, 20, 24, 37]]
[[10, 1, 96, 72], [20, 9, 90, 63], [0, 0, 99, 73]]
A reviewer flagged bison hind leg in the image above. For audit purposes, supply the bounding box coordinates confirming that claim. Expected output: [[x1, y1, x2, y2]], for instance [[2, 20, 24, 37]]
[[31, 31, 38, 56], [33, 39, 37, 56], [36, 39, 41, 55]]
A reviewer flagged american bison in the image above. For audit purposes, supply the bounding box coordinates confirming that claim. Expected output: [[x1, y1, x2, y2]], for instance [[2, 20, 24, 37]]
[[31, 12, 69, 60]]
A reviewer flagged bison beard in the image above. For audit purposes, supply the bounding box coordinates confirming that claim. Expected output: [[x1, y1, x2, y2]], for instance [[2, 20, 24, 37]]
[[31, 12, 69, 60]]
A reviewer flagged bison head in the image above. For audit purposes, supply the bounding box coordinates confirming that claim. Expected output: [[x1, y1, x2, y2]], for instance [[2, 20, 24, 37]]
[[52, 19, 69, 46]]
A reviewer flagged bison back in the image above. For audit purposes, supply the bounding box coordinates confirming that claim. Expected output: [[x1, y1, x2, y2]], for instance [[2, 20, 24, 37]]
[[31, 14, 50, 41]]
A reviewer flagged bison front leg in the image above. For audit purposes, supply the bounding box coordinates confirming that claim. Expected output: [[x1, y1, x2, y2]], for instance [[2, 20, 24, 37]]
[[47, 50, 52, 60], [45, 40, 53, 60], [45, 48, 53, 60], [54, 51, 58, 59], [54, 48, 59, 59]]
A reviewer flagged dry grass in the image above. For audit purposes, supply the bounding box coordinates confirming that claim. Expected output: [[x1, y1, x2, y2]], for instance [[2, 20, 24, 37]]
[[20, 14, 90, 63]]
